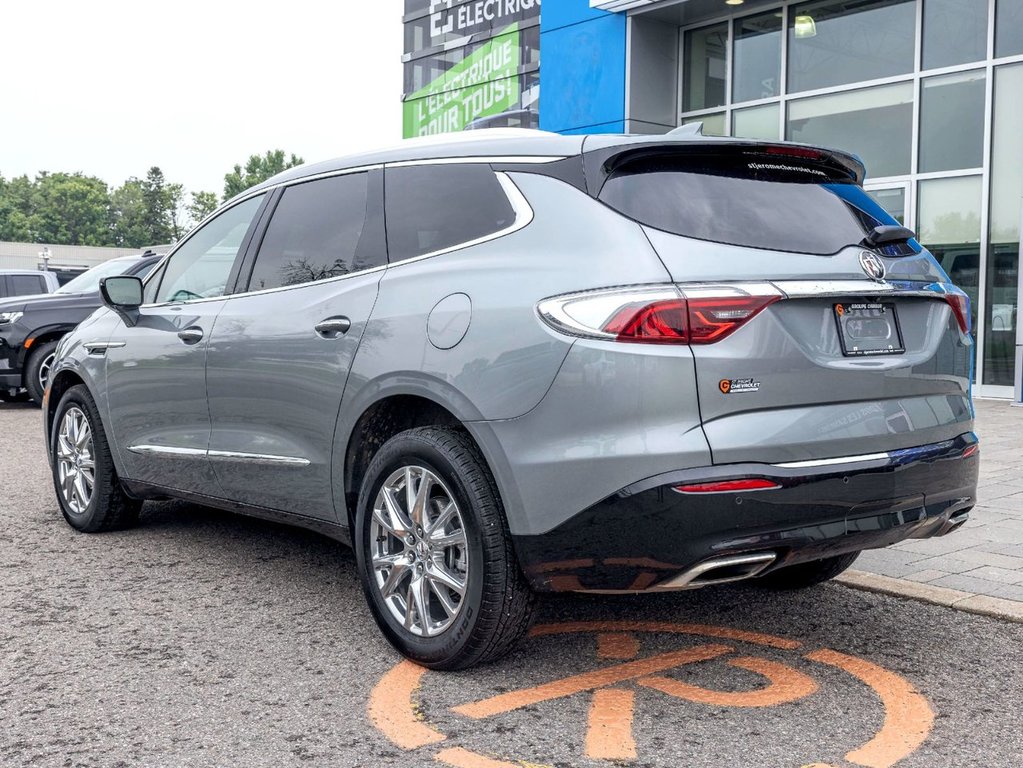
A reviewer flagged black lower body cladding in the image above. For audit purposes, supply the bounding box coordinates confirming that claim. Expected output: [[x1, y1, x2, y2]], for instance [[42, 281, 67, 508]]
[[513, 434, 978, 592]]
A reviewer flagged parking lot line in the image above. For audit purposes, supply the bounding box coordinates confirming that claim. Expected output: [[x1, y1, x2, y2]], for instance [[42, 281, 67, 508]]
[[585, 687, 638, 760], [368, 659, 446, 750]]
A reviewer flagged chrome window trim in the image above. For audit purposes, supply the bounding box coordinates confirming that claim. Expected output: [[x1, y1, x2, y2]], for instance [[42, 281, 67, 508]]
[[383, 171, 534, 270], [140, 167, 381, 309], [140, 167, 534, 306]]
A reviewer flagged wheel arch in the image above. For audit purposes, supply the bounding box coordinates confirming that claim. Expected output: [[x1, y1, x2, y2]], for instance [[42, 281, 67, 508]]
[[340, 393, 464, 530], [335, 375, 527, 538], [45, 368, 87, 455], [20, 325, 74, 368]]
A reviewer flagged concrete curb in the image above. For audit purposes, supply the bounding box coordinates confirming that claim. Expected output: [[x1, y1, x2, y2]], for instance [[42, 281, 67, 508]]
[[836, 569, 1023, 624]]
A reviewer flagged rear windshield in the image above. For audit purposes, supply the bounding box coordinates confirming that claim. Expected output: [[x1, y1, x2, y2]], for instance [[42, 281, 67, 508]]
[[598, 154, 911, 256]]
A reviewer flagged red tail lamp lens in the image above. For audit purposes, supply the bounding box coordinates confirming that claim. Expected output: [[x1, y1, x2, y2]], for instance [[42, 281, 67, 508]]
[[602, 296, 778, 344], [603, 299, 689, 343], [674, 478, 781, 494], [962, 444, 979, 459], [944, 294, 971, 335], [687, 296, 779, 343]]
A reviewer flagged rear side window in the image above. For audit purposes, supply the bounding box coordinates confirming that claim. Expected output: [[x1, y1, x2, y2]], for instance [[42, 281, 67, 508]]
[[248, 172, 383, 292], [598, 154, 907, 255], [385, 164, 517, 261], [11, 275, 45, 295]]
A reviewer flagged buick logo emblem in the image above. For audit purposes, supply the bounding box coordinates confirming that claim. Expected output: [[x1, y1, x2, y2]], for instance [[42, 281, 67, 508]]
[[859, 251, 887, 282]]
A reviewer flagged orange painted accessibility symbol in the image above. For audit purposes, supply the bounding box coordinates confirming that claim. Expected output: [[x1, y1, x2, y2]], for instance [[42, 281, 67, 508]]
[[368, 621, 934, 768]]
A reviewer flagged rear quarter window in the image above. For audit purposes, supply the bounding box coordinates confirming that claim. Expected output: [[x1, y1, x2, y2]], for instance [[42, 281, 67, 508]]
[[385, 164, 517, 261]]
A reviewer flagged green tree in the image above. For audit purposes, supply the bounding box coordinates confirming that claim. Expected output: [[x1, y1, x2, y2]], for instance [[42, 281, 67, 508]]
[[186, 190, 219, 228], [109, 178, 148, 248], [141, 166, 183, 244], [26, 172, 112, 246], [223, 149, 303, 199], [108, 168, 184, 247], [0, 174, 35, 242]]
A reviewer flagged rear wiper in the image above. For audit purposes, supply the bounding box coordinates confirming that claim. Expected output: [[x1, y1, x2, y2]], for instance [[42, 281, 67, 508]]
[[862, 225, 916, 249]]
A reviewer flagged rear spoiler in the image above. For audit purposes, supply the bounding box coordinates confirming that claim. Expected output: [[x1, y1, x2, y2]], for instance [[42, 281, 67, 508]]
[[580, 139, 866, 197]]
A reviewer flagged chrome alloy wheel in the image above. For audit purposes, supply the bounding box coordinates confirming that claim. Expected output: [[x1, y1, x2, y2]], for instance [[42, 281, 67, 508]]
[[38, 352, 55, 394], [370, 465, 469, 637], [55, 406, 96, 514]]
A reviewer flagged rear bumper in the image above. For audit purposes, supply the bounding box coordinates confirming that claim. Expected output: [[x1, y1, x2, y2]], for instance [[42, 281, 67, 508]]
[[513, 433, 978, 592]]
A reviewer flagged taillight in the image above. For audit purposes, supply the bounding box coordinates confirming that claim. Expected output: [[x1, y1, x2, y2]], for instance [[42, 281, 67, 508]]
[[944, 293, 970, 335], [674, 478, 781, 494], [537, 284, 781, 345], [962, 444, 979, 459], [686, 296, 780, 343]]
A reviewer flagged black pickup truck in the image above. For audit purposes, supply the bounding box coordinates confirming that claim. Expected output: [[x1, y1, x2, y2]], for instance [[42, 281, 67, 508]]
[[0, 253, 161, 403]]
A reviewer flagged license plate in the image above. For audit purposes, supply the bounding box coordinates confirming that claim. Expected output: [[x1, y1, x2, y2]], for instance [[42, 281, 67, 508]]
[[834, 302, 905, 357]]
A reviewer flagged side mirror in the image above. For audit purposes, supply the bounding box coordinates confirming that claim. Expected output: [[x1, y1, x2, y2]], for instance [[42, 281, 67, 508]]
[[100, 276, 144, 309]]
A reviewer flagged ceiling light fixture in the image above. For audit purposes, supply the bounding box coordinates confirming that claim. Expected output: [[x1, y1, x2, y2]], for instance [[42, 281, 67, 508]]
[[794, 14, 817, 38], [725, 0, 745, 5]]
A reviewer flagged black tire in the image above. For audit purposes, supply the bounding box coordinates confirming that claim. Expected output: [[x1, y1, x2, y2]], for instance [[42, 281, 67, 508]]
[[354, 426, 535, 670], [25, 339, 59, 405], [50, 384, 141, 532], [756, 551, 860, 589]]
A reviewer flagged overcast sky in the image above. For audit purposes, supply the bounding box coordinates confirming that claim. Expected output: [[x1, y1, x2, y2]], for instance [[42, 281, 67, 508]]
[[0, 1, 404, 199]]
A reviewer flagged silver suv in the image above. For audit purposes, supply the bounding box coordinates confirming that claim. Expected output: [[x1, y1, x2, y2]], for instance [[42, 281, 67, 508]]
[[43, 130, 978, 669]]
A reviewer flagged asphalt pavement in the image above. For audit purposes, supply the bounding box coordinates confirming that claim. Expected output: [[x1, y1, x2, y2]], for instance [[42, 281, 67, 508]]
[[2, 403, 1022, 768]]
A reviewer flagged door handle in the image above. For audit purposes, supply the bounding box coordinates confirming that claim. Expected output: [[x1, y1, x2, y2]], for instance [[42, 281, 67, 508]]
[[315, 317, 352, 338], [177, 327, 204, 344]]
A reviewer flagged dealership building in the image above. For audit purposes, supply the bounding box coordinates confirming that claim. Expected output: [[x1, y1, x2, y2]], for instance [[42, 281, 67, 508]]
[[403, 0, 1023, 397]]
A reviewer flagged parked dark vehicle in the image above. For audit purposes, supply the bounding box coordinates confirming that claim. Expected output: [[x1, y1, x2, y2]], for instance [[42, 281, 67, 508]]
[[0, 269, 59, 298], [0, 254, 161, 403], [43, 130, 977, 670]]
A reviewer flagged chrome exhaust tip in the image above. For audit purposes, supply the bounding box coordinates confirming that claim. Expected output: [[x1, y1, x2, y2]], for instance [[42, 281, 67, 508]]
[[938, 510, 970, 536], [654, 552, 778, 591]]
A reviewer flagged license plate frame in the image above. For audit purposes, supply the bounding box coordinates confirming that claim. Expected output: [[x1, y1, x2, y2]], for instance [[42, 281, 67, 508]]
[[834, 302, 905, 357]]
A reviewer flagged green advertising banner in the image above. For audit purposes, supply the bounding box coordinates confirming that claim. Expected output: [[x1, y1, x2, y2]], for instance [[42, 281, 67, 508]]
[[403, 24, 521, 138]]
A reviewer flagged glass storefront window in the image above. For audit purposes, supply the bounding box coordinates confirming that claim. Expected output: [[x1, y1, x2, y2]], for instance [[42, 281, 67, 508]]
[[867, 187, 907, 225], [919, 70, 986, 173], [684, 23, 728, 112], [787, 0, 916, 93], [996, 0, 1023, 57], [919, 176, 983, 340], [733, 11, 782, 103], [923, 0, 988, 70], [786, 83, 913, 178], [985, 64, 1023, 385], [683, 113, 727, 136], [733, 103, 780, 139]]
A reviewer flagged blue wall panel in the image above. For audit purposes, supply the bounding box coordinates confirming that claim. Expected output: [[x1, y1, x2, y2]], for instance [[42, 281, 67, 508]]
[[540, 6, 627, 134], [542, 1, 613, 31]]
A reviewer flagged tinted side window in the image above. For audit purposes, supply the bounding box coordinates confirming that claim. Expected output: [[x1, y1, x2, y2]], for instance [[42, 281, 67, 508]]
[[248, 172, 382, 292], [11, 275, 44, 295], [385, 164, 516, 261], [154, 194, 264, 304]]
